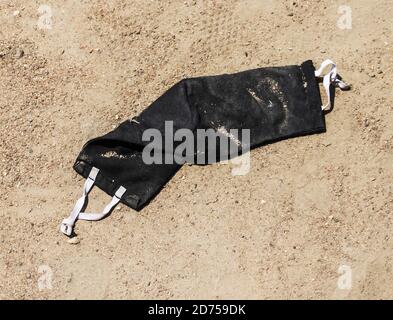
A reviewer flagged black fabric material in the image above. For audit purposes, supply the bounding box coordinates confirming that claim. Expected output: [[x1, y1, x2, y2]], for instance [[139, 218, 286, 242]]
[[73, 60, 325, 210]]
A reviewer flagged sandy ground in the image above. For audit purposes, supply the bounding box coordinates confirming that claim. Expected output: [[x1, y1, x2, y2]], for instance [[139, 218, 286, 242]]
[[0, 0, 392, 300]]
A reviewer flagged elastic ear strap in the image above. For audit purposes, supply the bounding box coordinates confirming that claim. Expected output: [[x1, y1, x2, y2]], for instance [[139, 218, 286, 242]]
[[314, 59, 336, 77], [314, 59, 350, 111], [78, 186, 126, 221], [315, 59, 337, 111], [60, 168, 127, 237], [60, 167, 99, 236]]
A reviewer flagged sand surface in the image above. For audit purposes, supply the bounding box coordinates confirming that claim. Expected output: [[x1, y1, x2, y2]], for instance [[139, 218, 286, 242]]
[[0, 0, 392, 299]]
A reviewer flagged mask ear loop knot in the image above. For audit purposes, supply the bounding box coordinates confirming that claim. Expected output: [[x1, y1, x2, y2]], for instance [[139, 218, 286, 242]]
[[314, 59, 350, 111], [60, 167, 126, 237]]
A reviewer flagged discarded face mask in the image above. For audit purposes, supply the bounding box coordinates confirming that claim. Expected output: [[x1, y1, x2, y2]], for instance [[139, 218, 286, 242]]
[[60, 59, 349, 236]]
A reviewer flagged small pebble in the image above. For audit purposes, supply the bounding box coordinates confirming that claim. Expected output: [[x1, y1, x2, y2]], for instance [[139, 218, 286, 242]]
[[13, 10, 20, 17], [364, 119, 369, 127], [67, 237, 80, 245], [15, 48, 24, 59]]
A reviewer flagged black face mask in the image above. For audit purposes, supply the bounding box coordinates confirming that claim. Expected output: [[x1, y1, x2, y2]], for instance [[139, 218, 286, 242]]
[[60, 59, 349, 236]]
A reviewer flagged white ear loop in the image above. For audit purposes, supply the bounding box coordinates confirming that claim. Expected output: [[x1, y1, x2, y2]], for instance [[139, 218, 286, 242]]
[[315, 59, 350, 111], [60, 167, 126, 237]]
